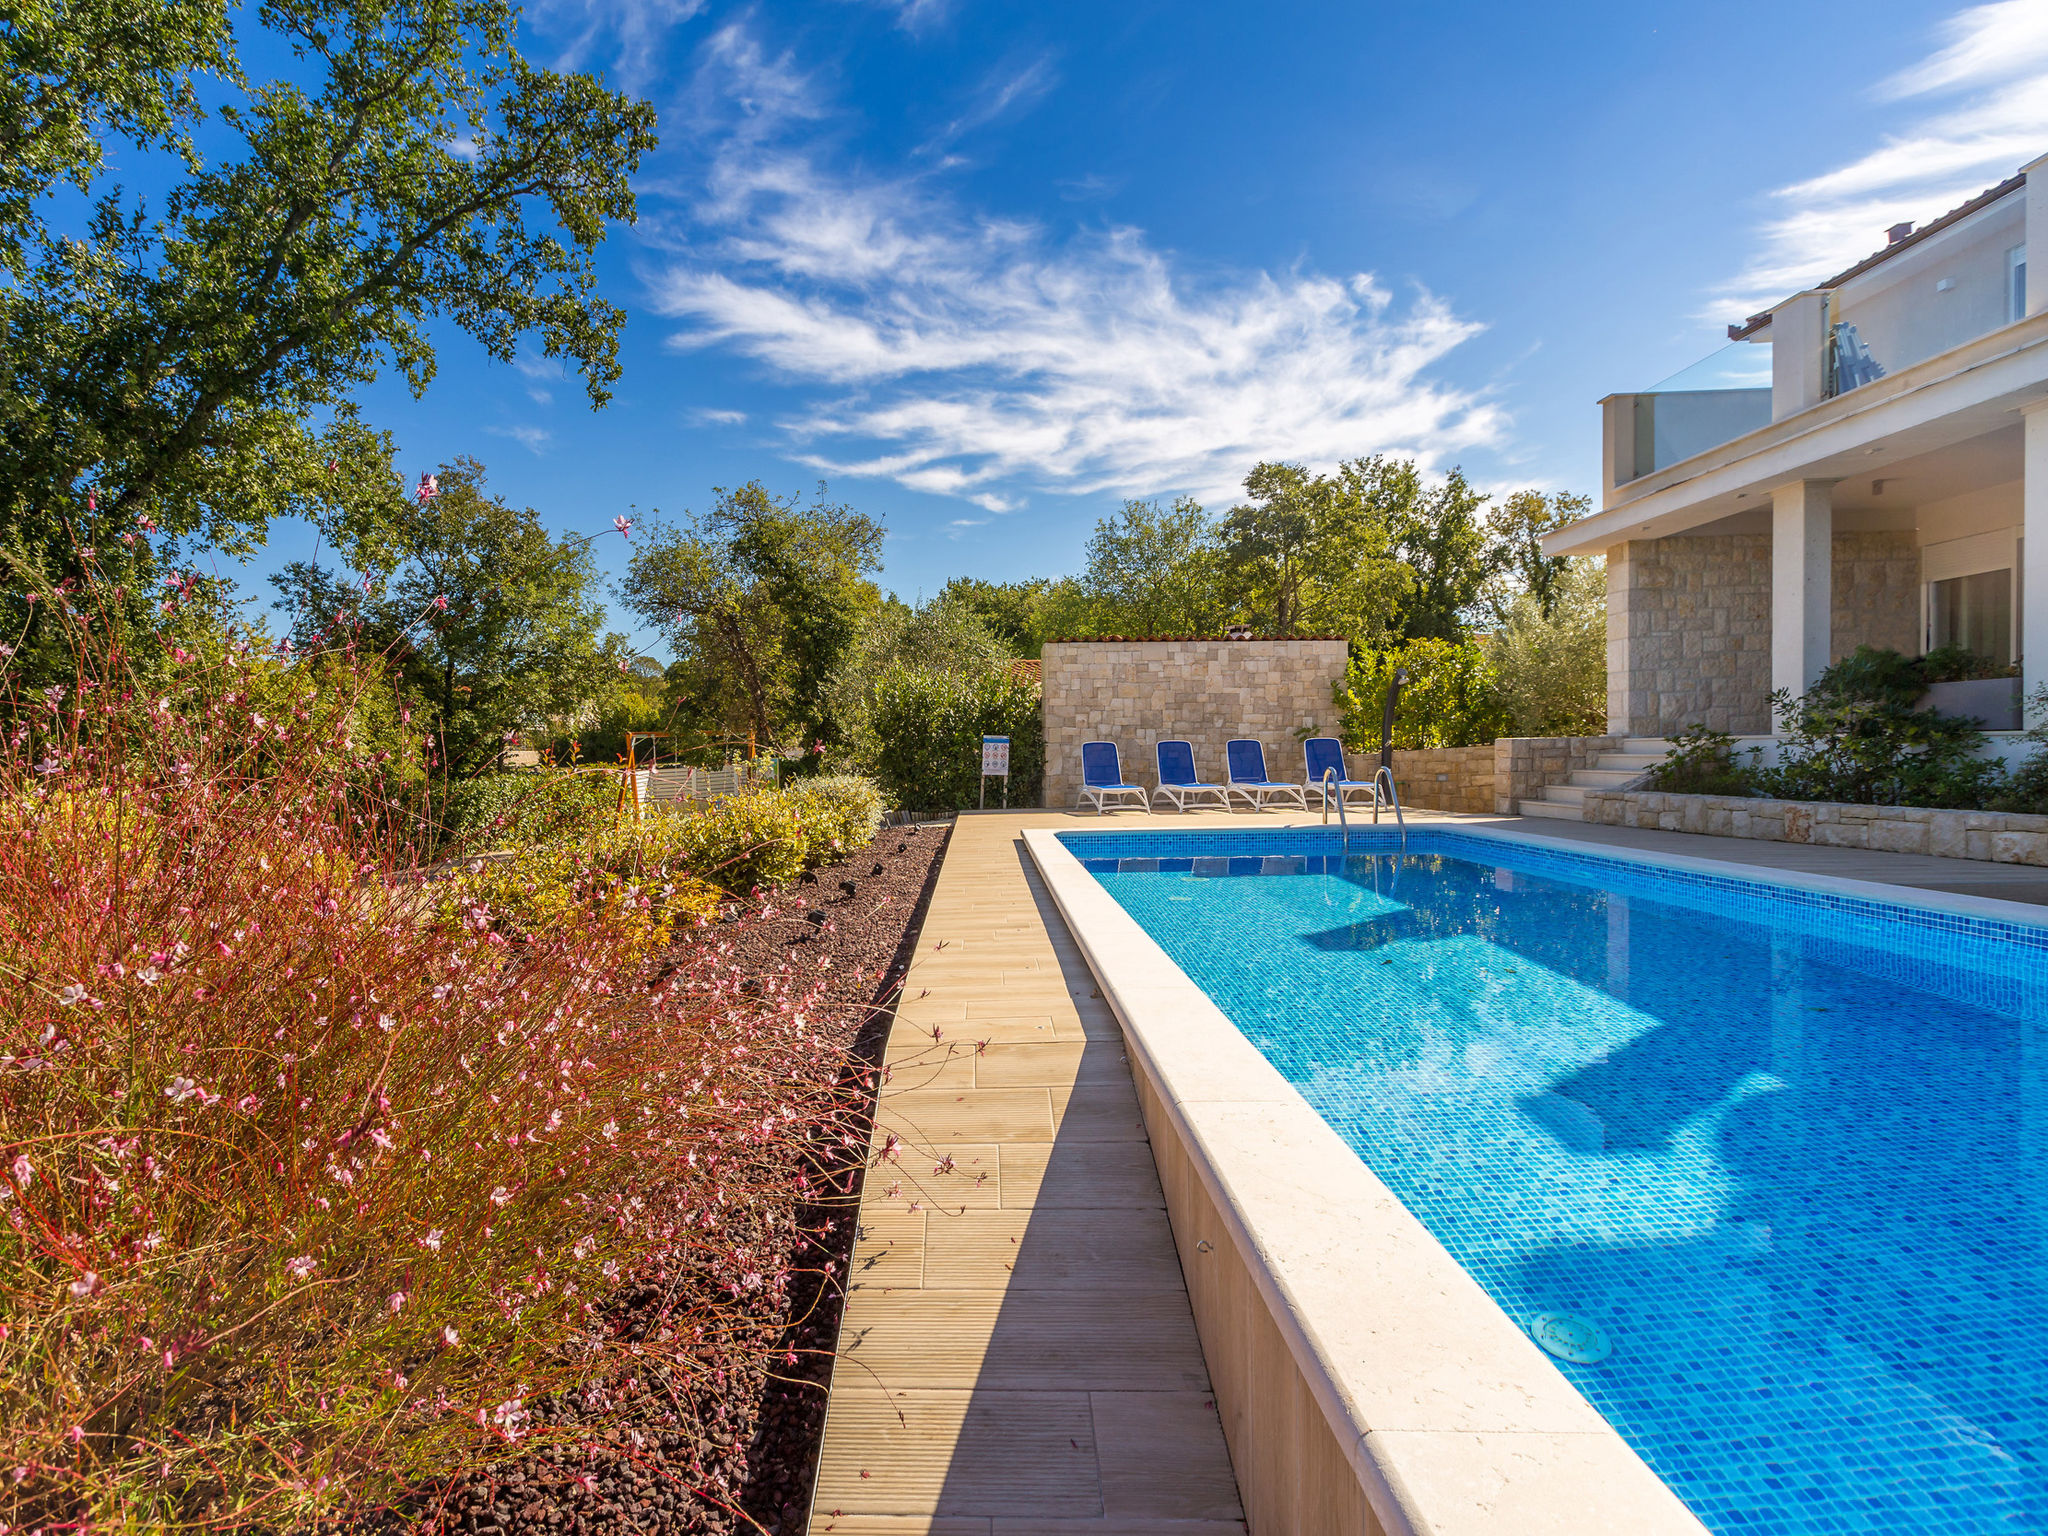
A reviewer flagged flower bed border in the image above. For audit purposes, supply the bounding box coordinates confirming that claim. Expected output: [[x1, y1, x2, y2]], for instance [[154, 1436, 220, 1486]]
[[1579, 788, 2048, 865]]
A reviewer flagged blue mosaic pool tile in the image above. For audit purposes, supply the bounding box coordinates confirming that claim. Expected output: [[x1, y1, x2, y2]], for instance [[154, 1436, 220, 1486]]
[[1069, 832, 2048, 1536]]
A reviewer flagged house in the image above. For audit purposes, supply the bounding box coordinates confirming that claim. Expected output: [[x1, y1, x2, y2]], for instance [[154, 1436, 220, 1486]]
[[1545, 152, 2048, 739]]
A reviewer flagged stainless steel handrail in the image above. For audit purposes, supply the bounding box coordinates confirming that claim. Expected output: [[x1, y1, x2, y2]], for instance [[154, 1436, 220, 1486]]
[[1321, 767, 1351, 854], [1371, 765, 1406, 849]]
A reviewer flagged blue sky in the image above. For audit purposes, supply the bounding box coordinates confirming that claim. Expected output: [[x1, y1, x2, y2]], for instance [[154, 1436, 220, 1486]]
[[224, 0, 2048, 652]]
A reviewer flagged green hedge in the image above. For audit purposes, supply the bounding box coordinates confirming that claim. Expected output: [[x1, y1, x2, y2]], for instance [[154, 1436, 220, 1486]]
[[436, 770, 616, 851], [864, 664, 1043, 810]]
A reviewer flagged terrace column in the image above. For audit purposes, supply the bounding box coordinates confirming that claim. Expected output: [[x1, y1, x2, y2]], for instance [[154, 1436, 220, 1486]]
[[2025, 401, 2048, 725], [1770, 480, 1834, 718]]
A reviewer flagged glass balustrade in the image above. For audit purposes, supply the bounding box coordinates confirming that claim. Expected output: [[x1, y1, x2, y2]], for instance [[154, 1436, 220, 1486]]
[[1618, 340, 1772, 481]]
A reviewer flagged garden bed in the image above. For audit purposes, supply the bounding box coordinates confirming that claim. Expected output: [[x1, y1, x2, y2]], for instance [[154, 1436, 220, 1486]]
[[1580, 789, 2048, 864], [424, 822, 951, 1536]]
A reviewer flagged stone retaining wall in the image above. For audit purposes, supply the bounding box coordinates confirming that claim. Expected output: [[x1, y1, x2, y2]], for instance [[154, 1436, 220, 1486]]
[[1391, 744, 1496, 814], [1041, 639, 1349, 808], [1580, 789, 2048, 865], [1496, 735, 1623, 815]]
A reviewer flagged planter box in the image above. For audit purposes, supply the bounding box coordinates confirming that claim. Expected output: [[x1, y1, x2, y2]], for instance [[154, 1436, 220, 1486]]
[[1920, 677, 2021, 731], [1578, 787, 2048, 865]]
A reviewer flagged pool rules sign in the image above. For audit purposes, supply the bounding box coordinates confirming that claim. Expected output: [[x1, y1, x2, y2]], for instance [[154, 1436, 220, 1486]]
[[979, 735, 1010, 809]]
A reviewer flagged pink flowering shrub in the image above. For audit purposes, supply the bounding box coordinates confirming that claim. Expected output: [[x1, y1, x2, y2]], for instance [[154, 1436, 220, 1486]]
[[0, 630, 859, 1527]]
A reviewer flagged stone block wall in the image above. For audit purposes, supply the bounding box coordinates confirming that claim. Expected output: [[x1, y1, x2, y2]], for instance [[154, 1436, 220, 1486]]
[[1391, 745, 1496, 814], [1831, 530, 1921, 660], [1607, 535, 1773, 738], [1494, 735, 1623, 815], [1580, 789, 2048, 865], [1608, 530, 1926, 737], [1041, 639, 1349, 808]]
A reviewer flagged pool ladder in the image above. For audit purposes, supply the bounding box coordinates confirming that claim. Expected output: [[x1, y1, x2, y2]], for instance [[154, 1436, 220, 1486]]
[[1320, 767, 1406, 855]]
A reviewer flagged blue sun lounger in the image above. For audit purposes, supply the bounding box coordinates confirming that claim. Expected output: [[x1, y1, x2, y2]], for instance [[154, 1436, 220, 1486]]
[[1304, 737, 1381, 810], [1077, 740, 1147, 814], [1225, 738, 1307, 811], [1152, 740, 1232, 813]]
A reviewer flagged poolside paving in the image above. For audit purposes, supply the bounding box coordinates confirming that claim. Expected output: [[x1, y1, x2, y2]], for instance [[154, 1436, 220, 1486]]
[[809, 809, 1249, 1534], [809, 803, 2048, 1533]]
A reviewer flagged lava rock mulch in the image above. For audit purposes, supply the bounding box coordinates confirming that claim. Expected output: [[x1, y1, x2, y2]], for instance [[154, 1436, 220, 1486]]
[[427, 821, 952, 1536]]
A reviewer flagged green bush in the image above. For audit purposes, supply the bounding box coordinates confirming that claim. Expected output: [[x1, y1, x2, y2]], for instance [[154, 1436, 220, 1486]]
[[1489, 559, 1607, 736], [785, 774, 889, 854], [1649, 727, 1756, 796], [1754, 647, 2004, 809], [862, 663, 1045, 810], [644, 775, 889, 893], [1336, 638, 1508, 751], [436, 769, 617, 851]]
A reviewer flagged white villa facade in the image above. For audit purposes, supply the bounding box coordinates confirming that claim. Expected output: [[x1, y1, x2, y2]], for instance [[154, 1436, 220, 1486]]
[[1547, 152, 2048, 738]]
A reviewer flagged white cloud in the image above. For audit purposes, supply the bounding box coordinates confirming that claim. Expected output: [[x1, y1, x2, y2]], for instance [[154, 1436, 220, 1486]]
[[691, 406, 749, 425], [1714, 1, 2048, 319], [486, 424, 553, 454], [532, 0, 706, 90], [647, 35, 1499, 510]]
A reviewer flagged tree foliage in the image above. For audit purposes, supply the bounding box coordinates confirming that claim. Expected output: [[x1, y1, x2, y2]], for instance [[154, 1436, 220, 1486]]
[[619, 482, 884, 753], [272, 457, 622, 776], [1490, 555, 1606, 735], [0, 0, 657, 658]]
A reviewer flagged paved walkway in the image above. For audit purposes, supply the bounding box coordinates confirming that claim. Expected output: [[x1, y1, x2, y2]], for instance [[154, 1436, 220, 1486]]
[[810, 810, 1245, 1534], [808, 805, 2048, 1534]]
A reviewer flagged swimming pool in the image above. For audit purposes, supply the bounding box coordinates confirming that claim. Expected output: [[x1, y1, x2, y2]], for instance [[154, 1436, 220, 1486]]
[[1059, 826, 2048, 1536]]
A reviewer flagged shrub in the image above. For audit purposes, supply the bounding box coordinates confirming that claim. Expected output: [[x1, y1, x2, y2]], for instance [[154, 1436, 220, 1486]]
[[1649, 726, 1756, 796], [860, 664, 1044, 810], [432, 830, 723, 956], [1754, 647, 2006, 809], [0, 630, 860, 1529], [1336, 638, 1509, 751], [436, 769, 617, 852], [784, 774, 889, 854], [1488, 559, 1606, 737]]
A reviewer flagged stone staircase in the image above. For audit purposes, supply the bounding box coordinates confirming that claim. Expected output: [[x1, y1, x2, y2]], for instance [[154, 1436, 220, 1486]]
[[1516, 738, 1672, 821]]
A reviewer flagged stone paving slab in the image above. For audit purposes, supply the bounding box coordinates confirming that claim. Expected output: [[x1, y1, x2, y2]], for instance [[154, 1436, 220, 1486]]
[[811, 812, 1248, 1532]]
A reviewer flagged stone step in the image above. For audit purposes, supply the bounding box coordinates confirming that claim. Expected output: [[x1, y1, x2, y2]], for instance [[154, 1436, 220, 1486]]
[[1518, 798, 1584, 821], [1541, 784, 1588, 806], [1593, 753, 1666, 771], [1570, 768, 1644, 788], [1620, 738, 1674, 753]]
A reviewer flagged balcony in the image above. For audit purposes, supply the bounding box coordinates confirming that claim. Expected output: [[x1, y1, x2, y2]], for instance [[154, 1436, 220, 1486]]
[[1826, 239, 2026, 398], [1609, 341, 1773, 484]]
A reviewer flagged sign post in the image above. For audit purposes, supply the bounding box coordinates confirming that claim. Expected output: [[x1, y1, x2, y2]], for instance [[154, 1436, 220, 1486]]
[[979, 734, 1011, 810]]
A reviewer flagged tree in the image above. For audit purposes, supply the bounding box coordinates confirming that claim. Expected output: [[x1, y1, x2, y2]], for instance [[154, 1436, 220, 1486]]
[[1380, 463, 1491, 641], [1074, 497, 1226, 636], [938, 575, 1057, 656], [1483, 489, 1591, 625], [619, 482, 884, 752], [272, 457, 621, 776], [1488, 556, 1607, 735], [1218, 462, 1409, 642], [0, 0, 234, 272], [0, 0, 657, 654]]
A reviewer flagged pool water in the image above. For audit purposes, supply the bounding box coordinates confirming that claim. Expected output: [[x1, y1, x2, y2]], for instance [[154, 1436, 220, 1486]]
[[1065, 829, 2048, 1536]]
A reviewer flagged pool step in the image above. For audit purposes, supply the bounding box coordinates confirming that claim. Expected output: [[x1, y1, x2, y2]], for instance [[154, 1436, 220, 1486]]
[[1521, 737, 1672, 821]]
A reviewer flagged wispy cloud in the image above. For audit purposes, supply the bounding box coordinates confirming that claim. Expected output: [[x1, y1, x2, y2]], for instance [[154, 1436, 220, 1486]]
[[532, 0, 706, 91], [921, 54, 1059, 152], [863, 0, 954, 36], [1714, 0, 2048, 319], [486, 424, 553, 454], [691, 406, 749, 425], [647, 28, 1499, 510]]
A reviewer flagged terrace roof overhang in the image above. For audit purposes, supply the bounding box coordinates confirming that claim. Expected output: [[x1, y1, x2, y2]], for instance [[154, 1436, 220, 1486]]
[[1545, 307, 2048, 557]]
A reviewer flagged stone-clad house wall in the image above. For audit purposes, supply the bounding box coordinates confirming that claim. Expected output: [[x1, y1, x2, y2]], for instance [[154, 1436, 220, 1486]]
[[1608, 531, 1924, 737], [1041, 640, 1350, 809], [1391, 745, 1495, 814]]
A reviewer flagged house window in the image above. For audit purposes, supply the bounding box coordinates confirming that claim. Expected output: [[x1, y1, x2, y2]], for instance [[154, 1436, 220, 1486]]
[[2010, 243, 2029, 323], [1928, 568, 2013, 661]]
